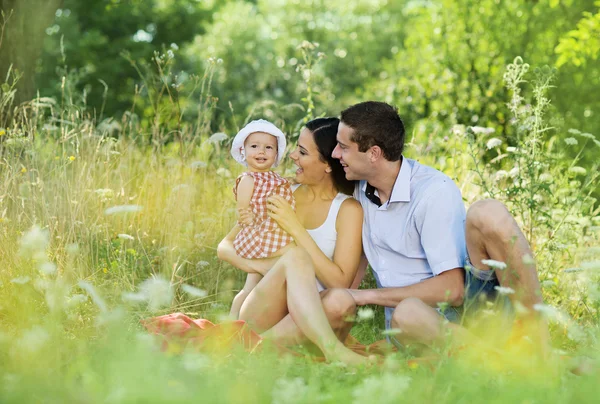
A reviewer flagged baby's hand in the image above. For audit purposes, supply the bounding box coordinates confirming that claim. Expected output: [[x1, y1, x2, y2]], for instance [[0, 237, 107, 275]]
[[238, 208, 255, 226]]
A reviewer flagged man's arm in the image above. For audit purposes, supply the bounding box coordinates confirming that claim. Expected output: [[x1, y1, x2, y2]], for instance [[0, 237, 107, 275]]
[[348, 267, 464, 307]]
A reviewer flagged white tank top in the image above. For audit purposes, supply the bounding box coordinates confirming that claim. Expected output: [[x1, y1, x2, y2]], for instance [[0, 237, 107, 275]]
[[292, 185, 351, 291]]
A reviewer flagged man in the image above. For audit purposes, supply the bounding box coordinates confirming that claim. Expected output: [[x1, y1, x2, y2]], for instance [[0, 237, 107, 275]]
[[330, 101, 548, 350]]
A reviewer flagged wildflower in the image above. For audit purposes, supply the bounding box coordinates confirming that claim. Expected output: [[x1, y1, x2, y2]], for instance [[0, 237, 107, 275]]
[[542, 280, 556, 288], [102, 267, 108, 274], [539, 173, 553, 182], [486, 138, 503, 149], [216, 168, 232, 178], [577, 132, 595, 140], [564, 137, 578, 146], [509, 167, 520, 177], [0, 128, 5, 136], [21, 167, 27, 173], [122, 275, 173, 312], [357, 307, 375, 321], [569, 166, 587, 175], [117, 233, 135, 241], [197, 260, 210, 268], [20, 225, 50, 261], [190, 161, 207, 169], [469, 126, 495, 135], [481, 259, 507, 270], [567, 128, 581, 135], [181, 284, 208, 298], [10, 276, 31, 284], [506, 146, 518, 152], [581, 261, 600, 271], [68, 155, 76, 161], [494, 286, 515, 295], [353, 374, 411, 404], [522, 254, 535, 265], [495, 170, 508, 181], [104, 205, 143, 215], [208, 132, 228, 145], [272, 377, 310, 404], [381, 328, 402, 336], [17, 326, 50, 354], [78, 281, 107, 312]]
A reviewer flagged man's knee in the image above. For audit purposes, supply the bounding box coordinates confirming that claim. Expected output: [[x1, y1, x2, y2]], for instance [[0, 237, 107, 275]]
[[321, 288, 357, 323], [467, 199, 514, 239], [391, 297, 429, 331]]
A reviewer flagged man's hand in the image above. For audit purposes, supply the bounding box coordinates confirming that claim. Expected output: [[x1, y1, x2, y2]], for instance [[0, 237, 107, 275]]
[[346, 289, 370, 306]]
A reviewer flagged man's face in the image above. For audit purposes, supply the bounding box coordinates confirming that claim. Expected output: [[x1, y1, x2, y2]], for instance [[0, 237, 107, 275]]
[[332, 122, 370, 181]]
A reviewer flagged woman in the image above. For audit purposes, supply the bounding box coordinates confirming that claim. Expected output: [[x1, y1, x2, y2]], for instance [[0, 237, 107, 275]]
[[217, 117, 367, 364]]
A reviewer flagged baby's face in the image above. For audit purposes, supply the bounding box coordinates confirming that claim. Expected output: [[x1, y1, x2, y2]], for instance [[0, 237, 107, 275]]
[[244, 132, 278, 172]]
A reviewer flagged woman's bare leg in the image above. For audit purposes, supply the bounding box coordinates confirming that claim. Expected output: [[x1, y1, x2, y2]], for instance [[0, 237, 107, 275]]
[[239, 247, 367, 364]]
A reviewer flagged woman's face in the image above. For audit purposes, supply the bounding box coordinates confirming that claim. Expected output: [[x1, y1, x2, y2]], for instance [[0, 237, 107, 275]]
[[289, 127, 331, 185]]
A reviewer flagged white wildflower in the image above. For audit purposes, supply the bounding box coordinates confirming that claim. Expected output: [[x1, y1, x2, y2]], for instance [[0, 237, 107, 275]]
[[123, 276, 173, 312], [533, 303, 561, 320], [469, 126, 495, 135], [506, 146, 518, 153], [451, 125, 465, 136], [578, 132, 595, 140], [182, 353, 210, 371], [94, 188, 114, 201], [481, 259, 507, 270], [208, 132, 228, 145], [564, 137, 578, 146], [569, 166, 587, 175], [357, 307, 375, 321], [181, 284, 208, 298], [381, 328, 403, 336], [17, 326, 50, 354], [78, 281, 107, 312], [495, 170, 509, 181], [353, 374, 411, 404], [190, 161, 207, 169], [216, 167, 232, 178], [104, 205, 144, 215], [567, 128, 581, 135], [522, 254, 535, 265], [67, 294, 88, 308], [542, 280, 556, 288], [39, 262, 57, 275], [486, 138, 503, 149], [117, 233, 135, 241], [10, 276, 31, 285], [272, 377, 310, 404], [539, 173, 553, 182], [19, 225, 50, 261], [581, 261, 600, 271], [494, 286, 515, 295], [509, 167, 520, 178]]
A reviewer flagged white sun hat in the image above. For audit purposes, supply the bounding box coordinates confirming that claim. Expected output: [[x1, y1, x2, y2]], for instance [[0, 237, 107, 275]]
[[230, 119, 287, 167]]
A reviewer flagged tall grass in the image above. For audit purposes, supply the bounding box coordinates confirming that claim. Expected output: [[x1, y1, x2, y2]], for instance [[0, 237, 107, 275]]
[[0, 55, 599, 402]]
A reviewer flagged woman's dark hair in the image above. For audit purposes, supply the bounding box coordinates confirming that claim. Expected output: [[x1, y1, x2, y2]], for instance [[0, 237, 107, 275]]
[[305, 117, 356, 195]]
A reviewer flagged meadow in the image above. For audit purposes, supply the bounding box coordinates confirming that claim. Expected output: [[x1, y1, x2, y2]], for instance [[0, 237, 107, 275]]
[[1, 55, 600, 402]]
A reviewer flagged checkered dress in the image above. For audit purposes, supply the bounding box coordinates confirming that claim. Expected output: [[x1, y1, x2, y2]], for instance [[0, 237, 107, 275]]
[[233, 171, 295, 259]]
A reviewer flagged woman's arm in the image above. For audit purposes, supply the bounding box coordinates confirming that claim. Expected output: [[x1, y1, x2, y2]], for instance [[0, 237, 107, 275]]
[[216, 225, 280, 276], [268, 196, 363, 289]]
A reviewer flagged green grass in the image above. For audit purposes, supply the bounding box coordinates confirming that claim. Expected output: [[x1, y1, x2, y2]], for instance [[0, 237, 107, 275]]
[[1, 60, 600, 402]]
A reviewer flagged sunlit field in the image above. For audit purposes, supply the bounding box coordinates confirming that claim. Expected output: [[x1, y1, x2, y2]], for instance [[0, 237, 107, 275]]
[[1, 51, 599, 401]]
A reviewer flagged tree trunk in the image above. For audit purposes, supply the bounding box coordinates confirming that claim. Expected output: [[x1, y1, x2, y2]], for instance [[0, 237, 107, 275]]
[[0, 0, 63, 104]]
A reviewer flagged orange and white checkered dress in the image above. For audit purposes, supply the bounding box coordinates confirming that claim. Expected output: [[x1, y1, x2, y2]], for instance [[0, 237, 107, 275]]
[[233, 171, 295, 259]]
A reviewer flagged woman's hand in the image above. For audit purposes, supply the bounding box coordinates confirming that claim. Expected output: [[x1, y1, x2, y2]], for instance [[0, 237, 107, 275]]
[[267, 195, 303, 238]]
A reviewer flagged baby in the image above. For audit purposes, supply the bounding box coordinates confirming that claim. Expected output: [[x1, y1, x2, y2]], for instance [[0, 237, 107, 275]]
[[228, 119, 295, 317]]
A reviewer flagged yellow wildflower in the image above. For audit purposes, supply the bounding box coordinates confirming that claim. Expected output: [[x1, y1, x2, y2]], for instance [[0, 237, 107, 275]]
[[0, 129, 5, 136], [21, 167, 27, 173], [103, 267, 108, 274], [69, 155, 76, 161]]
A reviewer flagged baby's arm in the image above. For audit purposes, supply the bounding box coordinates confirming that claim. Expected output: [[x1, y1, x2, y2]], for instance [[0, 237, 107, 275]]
[[236, 175, 255, 226], [229, 273, 263, 319]]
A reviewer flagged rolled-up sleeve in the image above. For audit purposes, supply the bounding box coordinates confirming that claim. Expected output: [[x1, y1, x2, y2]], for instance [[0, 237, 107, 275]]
[[416, 180, 467, 275]]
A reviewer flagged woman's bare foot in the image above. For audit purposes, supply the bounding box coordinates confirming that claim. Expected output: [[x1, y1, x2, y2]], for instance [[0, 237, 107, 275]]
[[326, 344, 372, 366]]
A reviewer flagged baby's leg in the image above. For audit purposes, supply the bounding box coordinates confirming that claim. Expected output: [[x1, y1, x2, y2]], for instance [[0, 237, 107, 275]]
[[269, 242, 296, 258], [230, 273, 263, 319]]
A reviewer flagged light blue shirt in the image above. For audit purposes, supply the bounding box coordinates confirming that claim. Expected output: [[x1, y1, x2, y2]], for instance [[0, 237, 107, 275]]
[[354, 157, 467, 324]]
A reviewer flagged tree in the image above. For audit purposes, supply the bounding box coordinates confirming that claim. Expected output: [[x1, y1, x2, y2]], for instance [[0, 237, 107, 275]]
[[0, 0, 63, 104]]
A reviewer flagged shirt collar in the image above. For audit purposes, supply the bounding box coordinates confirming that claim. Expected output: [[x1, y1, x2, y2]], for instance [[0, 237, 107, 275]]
[[362, 156, 411, 206]]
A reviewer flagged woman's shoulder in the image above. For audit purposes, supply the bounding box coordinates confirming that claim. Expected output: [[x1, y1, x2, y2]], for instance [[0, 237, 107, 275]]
[[337, 196, 362, 219]]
